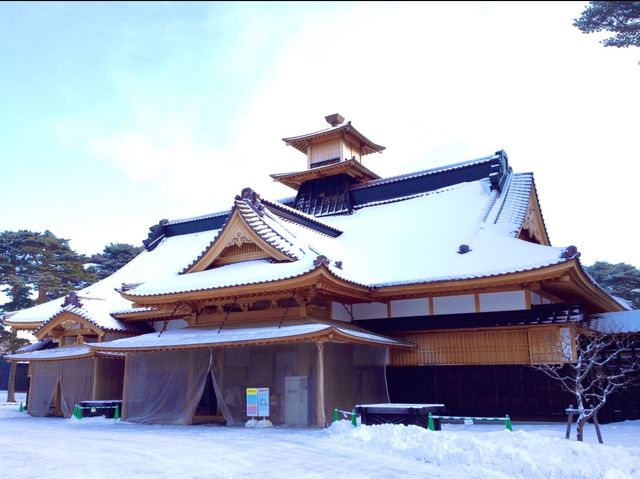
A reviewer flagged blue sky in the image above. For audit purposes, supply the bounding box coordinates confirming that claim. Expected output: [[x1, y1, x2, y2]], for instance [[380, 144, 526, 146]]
[[1, 1, 639, 267]]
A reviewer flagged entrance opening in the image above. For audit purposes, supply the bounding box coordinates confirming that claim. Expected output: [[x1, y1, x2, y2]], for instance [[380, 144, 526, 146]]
[[51, 381, 64, 417], [193, 373, 225, 425]]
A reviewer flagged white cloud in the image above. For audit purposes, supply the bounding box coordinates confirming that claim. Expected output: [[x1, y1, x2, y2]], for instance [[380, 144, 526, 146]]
[[65, 1, 640, 265]]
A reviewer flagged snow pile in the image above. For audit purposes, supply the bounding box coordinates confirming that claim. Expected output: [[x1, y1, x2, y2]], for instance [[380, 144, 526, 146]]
[[2, 401, 640, 479], [327, 421, 640, 479]]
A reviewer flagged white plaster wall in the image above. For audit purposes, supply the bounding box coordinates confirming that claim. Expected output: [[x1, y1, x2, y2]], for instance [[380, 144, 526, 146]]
[[352, 302, 387, 320], [479, 291, 526, 312], [153, 319, 189, 332], [331, 302, 352, 322], [530, 292, 542, 305], [390, 298, 429, 317], [432, 295, 475, 315]]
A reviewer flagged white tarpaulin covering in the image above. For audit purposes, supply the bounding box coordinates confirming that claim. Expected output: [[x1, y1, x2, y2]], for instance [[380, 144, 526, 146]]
[[28, 358, 94, 418], [102, 322, 397, 426], [121, 342, 389, 427], [28, 361, 60, 417]]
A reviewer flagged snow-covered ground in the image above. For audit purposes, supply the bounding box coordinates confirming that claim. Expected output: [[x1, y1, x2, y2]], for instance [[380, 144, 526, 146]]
[[1, 391, 639, 479]]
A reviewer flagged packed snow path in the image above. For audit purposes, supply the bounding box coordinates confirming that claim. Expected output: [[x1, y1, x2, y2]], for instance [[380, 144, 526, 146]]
[[1, 398, 639, 479]]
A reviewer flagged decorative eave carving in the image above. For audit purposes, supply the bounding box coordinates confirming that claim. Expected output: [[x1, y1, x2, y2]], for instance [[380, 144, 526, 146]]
[[61, 291, 83, 309], [226, 229, 254, 248], [35, 310, 103, 341]]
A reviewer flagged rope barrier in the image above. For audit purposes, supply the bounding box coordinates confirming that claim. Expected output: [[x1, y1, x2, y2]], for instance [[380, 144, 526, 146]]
[[72, 404, 121, 421], [332, 407, 358, 427], [428, 412, 512, 431]]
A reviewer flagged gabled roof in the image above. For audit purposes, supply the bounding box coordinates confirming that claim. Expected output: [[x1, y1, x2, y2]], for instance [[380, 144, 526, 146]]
[[119, 173, 574, 305], [282, 121, 385, 155], [5, 149, 625, 335], [184, 188, 312, 273], [33, 305, 151, 339], [491, 173, 550, 245]]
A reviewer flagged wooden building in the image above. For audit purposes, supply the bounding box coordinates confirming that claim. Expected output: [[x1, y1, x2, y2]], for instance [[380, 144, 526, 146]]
[[4, 114, 639, 424]]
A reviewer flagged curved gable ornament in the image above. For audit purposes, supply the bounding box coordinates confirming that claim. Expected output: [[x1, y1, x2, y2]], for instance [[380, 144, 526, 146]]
[[226, 229, 253, 248]]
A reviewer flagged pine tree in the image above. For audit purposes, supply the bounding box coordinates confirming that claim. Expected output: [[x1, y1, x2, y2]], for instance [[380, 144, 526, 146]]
[[0, 230, 96, 312], [87, 243, 143, 280], [574, 2, 640, 48], [585, 261, 640, 309]]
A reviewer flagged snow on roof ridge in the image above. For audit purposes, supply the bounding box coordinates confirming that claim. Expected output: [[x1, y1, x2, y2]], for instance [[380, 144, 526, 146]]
[[350, 153, 498, 191], [164, 209, 230, 226], [353, 182, 469, 210], [236, 198, 305, 260], [261, 198, 343, 236], [491, 172, 531, 233]]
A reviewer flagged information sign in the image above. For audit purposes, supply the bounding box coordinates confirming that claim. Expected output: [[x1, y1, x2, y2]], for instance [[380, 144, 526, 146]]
[[246, 388, 258, 417], [257, 388, 270, 417]]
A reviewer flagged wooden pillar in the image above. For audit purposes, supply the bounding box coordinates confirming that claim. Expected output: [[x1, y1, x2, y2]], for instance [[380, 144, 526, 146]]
[[27, 363, 33, 412], [7, 361, 17, 403], [316, 341, 326, 427], [121, 353, 130, 419], [91, 358, 100, 400]]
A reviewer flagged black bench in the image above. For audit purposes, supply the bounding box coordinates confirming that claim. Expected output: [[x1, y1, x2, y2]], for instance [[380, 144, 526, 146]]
[[355, 403, 446, 430], [76, 400, 123, 418]]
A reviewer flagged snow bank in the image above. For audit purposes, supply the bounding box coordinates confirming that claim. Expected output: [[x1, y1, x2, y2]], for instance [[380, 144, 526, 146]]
[[2, 403, 639, 479], [327, 421, 640, 479]]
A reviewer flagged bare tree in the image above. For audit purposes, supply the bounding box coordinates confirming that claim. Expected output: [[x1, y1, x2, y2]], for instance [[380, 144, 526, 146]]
[[535, 327, 640, 442]]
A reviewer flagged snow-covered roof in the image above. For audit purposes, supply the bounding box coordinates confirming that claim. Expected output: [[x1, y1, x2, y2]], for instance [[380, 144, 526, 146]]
[[588, 311, 640, 334], [89, 320, 410, 352], [8, 150, 610, 330], [4, 344, 92, 362], [125, 176, 566, 298], [282, 121, 385, 155], [5, 229, 218, 327], [321, 179, 565, 287]]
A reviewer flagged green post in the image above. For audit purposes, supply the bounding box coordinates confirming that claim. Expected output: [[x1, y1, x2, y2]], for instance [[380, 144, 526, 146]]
[[74, 405, 82, 420], [351, 410, 357, 427], [114, 404, 120, 421], [427, 412, 435, 431], [505, 414, 512, 431], [332, 408, 339, 423], [18, 402, 24, 413]]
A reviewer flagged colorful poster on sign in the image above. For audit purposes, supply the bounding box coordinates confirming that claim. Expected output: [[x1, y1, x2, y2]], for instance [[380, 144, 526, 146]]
[[257, 387, 269, 417], [246, 388, 258, 417]]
